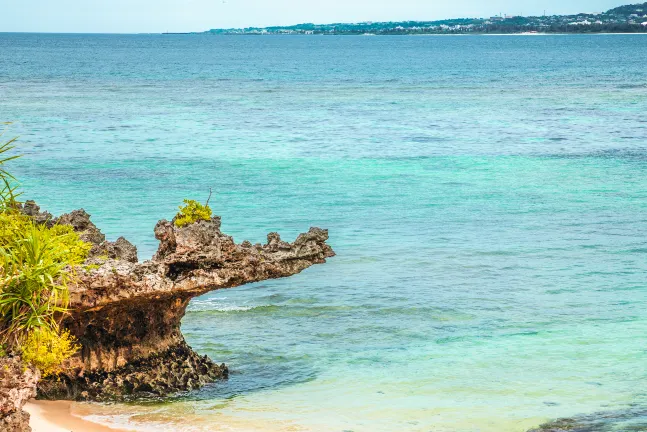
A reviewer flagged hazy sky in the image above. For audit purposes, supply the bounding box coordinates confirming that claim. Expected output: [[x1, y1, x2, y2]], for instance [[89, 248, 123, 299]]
[[1, 0, 628, 33]]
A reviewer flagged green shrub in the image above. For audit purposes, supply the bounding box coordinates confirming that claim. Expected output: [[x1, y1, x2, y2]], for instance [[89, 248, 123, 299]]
[[0, 131, 82, 372], [174, 199, 212, 227], [0, 213, 90, 346], [20, 327, 79, 377]]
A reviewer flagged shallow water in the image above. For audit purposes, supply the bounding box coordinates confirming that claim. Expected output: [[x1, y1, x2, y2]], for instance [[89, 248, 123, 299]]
[[2, 33, 647, 431]]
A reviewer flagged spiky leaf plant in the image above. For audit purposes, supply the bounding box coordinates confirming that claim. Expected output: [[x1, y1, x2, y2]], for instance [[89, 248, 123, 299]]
[[0, 127, 84, 373], [0, 125, 21, 210]]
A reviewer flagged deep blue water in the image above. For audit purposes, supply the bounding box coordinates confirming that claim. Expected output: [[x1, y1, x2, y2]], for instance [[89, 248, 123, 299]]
[[2, 33, 647, 431]]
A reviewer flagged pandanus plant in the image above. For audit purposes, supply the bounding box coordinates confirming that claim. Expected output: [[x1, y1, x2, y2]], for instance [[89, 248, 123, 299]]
[[0, 126, 83, 375], [0, 124, 21, 210]]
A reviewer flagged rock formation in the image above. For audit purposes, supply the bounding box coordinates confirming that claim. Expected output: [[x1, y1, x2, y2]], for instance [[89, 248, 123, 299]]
[[21, 202, 335, 401], [0, 357, 40, 432], [526, 407, 647, 432]]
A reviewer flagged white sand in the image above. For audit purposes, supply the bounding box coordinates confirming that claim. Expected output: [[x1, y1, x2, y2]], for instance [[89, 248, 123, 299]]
[[25, 400, 131, 432]]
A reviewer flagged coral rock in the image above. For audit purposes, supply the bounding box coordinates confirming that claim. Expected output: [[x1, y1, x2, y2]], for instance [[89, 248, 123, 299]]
[[19, 200, 53, 226], [91, 236, 139, 263], [56, 209, 106, 245], [39, 209, 334, 401], [0, 357, 40, 432]]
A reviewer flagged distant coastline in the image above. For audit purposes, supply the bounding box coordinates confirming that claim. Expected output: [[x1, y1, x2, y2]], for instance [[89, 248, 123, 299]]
[[195, 2, 647, 36]]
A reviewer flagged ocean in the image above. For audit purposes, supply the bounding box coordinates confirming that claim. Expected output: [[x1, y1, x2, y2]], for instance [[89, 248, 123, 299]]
[[1, 33, 647, 431]]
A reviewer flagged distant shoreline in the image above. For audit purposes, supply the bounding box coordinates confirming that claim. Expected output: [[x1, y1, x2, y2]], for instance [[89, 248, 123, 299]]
[[159, 32, 647, 36], [202, 3, 647, 36]]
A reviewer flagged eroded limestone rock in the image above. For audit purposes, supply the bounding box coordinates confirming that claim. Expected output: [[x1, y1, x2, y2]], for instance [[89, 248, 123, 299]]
[[526, 408, 647, 432], [35, 208, 334, 401], [0, 357, 40, 432], [89, 236, 139, 263], [56, 209, 106, 245], [19, 200, 53, 226], [19, 203, 138, 263], [38, 342, 226, 401]]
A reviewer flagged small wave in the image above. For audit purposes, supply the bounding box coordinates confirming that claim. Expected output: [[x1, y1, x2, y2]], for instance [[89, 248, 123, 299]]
[[212, 305, 257, 312], [187, 302, 267, 313], [79, 413, 205, 432], [545, 148, 647, 161], [617, 83, 647, 89], [408, 135, 448, 143]]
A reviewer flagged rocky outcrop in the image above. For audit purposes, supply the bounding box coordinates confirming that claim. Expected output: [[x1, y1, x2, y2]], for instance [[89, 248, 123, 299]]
[[56, 209, 106, 245], [20, 201, 139, 263], [20, 200, 52, 226], [38, 341, 227, 401], [33, 206, 334, 401], [0, 357, 40, 432], [89, 236, 139, 263], [526, 407, 647, 432]]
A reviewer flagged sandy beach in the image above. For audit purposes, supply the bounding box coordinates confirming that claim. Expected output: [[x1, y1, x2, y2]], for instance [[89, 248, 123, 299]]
[[25, 400, 131, 432]]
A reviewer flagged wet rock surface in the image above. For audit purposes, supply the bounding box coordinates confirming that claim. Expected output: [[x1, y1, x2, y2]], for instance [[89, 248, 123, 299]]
[[39, 342, 227, 401], [0, 357, 40, 432], [35, 205, 334, 401], [527, 407, 647, 432]]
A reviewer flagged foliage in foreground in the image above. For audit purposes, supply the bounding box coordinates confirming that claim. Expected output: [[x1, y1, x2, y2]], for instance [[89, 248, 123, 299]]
[[20, 327, 79, 377], [0, 127, 84, 376], [0, 126, 21, 211], [0, 213, 90, 342], [174, 199, 212, 227]]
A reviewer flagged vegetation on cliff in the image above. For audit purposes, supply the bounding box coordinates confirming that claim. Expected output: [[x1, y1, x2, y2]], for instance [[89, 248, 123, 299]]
[[0, 129, 82, 376], [174, 198, 212, 227]]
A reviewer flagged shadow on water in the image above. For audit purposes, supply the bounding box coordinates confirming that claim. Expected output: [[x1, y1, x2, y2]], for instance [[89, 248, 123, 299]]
[[528, 406, 647, 432]]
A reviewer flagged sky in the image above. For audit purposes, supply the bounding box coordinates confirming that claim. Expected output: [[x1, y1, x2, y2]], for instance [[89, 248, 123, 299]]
[[0, 0, 631, 33]]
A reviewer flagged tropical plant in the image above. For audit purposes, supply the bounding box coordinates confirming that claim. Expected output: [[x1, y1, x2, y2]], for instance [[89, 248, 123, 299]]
[[0, 213, 90, 346], [20, 327, 79, 377], [0, 125, 21, 210], [0, 125, 20, 180], [174, 199, 212, 227], [21, 327, 80, 377], [0, 128, 84, 373]]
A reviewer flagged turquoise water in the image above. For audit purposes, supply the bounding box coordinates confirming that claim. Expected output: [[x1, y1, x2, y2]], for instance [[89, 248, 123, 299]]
[[2, 33, 647, 431]]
